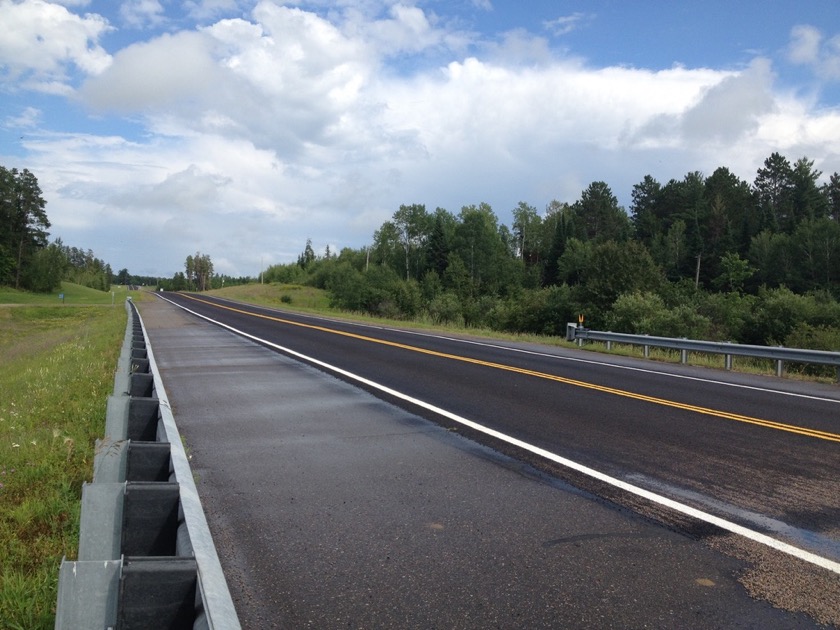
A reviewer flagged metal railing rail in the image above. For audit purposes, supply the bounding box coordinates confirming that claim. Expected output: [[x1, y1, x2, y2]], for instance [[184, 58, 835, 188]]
[[566, 323, 840, 380], [55, 299, 241, 629]]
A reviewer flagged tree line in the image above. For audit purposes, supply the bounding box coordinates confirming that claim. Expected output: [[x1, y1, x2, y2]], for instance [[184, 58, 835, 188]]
[[0, 165, 113, 293], [262, 152, 840, 356]]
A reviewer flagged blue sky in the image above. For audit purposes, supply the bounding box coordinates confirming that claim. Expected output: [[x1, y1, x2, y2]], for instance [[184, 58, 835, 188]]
[[2, 0, 840, 278]]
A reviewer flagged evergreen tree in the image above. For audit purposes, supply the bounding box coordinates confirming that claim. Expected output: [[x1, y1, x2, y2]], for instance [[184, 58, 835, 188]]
[[630, 175, 662, 246], [0, 166, 50, 289], [825, 172, 840, 222], [754, 152, 795, 233], [573, 181, 630, 243]]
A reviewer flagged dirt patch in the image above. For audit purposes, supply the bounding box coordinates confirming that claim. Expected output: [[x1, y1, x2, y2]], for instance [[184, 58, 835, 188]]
[[708, 533, 840, 627]]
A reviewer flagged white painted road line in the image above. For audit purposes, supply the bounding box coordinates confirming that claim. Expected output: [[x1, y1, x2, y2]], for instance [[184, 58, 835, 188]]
[[158, 294, 840, 577]]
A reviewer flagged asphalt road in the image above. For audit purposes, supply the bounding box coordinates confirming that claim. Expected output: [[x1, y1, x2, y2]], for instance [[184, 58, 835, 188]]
[[138, 292, 840, 628]]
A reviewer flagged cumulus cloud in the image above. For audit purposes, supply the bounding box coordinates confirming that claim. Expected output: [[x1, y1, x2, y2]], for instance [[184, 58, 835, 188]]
[[788, 24, 840, 81], [80, 2, 412, 163], [79, 31, 228, 111], [0, 0, 112, 91], [681, 58, 776, 140], [634, 58, 775, 148], [120, 0, 166, 29], [8, 2, 840, 277]]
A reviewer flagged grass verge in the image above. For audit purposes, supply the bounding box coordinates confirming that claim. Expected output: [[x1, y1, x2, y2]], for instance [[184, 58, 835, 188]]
[[0, 301, 127, 629], [206, 283, 838, 383], [0, 282, 133, 307], [206, 281, 330, 311]]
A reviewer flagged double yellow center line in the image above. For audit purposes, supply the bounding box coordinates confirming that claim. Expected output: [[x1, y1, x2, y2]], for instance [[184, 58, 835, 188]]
[[184, 295, 840, 444]]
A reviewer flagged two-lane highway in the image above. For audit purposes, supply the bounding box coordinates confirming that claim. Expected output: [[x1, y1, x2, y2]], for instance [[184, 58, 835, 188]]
[[144, 291, 840, 626]]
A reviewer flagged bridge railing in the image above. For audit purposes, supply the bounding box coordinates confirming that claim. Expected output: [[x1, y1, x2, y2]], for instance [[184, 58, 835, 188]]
[[55, 299, 240, 629], [566, 323, 840, 381]]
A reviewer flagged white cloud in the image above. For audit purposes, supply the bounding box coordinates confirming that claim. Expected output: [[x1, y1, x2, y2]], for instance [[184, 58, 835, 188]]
[[184, 0, 244, 21], [543, 12, 590, 37], [360, 4, 444, 55], [80, 2, 401, 162], [0, 0, 112, 90], [788, 25, 821, 65], [788, 24, 840, 81], [79, 31, 228, 111], [4, 106, 42, 128], [484, 28, 555, 65], [7, 3, 840, 278], [119, 0, 166, 29], [634, 58, 775, 148]]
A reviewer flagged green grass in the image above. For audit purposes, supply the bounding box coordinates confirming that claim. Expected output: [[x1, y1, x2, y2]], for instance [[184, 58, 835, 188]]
[[204, 283, 838, 383], [0, 282, 134, 306], [0, 301, 127, 629], [206, 282, 331, 311]]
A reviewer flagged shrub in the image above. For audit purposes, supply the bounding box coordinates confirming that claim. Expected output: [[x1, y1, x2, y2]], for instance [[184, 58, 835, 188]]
[[744, 287, 840, 345], [498, 285, 575, 335], [784, 324, 840, 376], [605, 291, 665, 334], [427, 292, 462, 325], [696, 291, 755, 341], [607, 291, 711, 338]]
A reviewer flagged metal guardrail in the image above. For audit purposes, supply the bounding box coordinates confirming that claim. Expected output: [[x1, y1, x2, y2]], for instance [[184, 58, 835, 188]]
[[55, 299, 240, 629], [566, 323, 840, 381]]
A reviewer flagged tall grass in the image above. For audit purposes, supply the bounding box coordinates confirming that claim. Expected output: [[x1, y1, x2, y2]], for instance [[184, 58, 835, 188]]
[[0, 303, 126, 629]]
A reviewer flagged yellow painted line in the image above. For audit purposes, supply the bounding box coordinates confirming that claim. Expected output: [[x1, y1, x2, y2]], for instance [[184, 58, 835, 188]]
[[182, 294, 840, 444]]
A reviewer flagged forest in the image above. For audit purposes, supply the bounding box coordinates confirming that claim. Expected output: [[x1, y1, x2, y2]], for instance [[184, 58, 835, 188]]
[[6, 153, 840, 354], [0, 165, 113, 293], [263, 152, 840, 352]]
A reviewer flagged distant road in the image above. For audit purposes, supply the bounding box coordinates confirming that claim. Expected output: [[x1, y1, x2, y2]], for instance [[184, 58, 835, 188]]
[[145, 292, 840, 626]]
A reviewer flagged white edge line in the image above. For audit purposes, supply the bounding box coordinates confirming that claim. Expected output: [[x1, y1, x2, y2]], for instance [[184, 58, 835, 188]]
[[157, 294, 840, 577]]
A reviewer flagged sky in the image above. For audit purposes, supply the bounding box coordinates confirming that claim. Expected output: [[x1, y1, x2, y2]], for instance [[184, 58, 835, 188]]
[[2, 1, 840, 279]]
